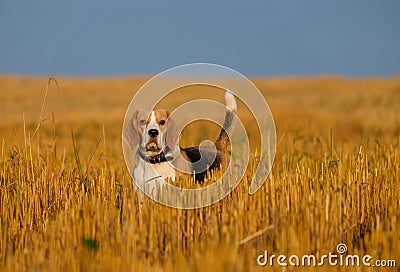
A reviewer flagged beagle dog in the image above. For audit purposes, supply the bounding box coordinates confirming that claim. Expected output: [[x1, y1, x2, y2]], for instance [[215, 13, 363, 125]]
[[123, 90, 237, 197]]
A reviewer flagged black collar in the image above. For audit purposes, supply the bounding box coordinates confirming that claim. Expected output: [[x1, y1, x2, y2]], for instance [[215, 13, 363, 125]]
[[138, 147, 174, 164]]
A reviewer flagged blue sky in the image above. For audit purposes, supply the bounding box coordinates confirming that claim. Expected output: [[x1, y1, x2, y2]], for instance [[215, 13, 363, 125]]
[[0, 0, 399, 77]]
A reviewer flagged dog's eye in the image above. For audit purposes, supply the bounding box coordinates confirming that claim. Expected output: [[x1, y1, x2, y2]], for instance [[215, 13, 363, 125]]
[[159, 120, 166, 126], [139, 120, 147, 125]]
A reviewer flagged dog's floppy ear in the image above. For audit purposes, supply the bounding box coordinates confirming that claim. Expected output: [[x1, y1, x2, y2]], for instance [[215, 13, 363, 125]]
[[123, 110, 139, 149], [165, 111, 180, 149]]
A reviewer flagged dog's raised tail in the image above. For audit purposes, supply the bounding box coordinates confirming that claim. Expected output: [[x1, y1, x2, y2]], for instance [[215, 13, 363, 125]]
[[215, 90, 237, 151]]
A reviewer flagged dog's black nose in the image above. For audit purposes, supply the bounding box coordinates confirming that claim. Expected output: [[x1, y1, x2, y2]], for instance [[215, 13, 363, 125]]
[[148, 129, 159, 138]]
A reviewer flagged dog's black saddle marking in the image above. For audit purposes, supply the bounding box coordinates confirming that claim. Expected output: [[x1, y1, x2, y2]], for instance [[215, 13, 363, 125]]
[[181, 147, 223, 183]]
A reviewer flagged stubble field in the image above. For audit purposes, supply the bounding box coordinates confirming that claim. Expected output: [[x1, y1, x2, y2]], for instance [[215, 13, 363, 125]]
[[0, 75, 399, 271]]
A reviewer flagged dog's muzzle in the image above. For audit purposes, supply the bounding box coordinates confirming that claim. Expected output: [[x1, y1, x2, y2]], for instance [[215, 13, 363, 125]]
[[145, 128, 163, 155]]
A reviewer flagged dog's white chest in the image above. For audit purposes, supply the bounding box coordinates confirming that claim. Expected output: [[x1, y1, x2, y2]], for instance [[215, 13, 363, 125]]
[[151, 162, 176, 181], [133, 159, 175, 198]]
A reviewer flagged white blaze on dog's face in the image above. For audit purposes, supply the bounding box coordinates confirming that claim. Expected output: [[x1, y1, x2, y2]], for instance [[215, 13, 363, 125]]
[[124, 108, 180, 157], [141, 109, 167, 156]]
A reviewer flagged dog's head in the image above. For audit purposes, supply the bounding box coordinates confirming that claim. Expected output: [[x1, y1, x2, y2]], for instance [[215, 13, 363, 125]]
[[123, 108, 180, 157]]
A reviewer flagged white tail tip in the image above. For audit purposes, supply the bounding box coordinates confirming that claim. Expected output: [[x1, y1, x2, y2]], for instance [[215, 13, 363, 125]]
[[225, 90, 237, 112]]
